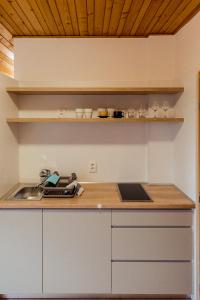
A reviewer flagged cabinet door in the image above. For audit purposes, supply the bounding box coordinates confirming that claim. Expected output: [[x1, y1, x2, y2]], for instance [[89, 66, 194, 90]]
[[43, 209, 111, 294], [0, 209, 42, 293]]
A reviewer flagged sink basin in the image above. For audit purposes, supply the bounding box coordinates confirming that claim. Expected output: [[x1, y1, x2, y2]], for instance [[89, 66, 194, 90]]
[[9, 187, 43, 201]]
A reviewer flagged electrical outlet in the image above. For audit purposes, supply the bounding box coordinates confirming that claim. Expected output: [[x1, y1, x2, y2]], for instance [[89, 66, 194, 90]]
[[89, 161, 97, 173]]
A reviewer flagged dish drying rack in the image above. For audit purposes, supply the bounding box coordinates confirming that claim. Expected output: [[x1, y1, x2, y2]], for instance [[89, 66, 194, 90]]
[[40, 173, 81, 198]]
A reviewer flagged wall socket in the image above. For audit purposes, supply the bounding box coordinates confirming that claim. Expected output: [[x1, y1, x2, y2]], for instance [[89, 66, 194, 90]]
[[89, 161, 97, 173]]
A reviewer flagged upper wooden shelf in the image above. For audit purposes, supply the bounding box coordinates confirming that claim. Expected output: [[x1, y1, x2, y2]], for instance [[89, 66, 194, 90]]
[[6, 87, 184, 95], [7, 117, 184, 123]]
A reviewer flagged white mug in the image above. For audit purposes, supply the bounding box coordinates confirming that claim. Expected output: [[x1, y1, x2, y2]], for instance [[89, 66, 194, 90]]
[[75, 108, 84, 118], [107, 108, 114, 117], [84, 108, 93, 119]]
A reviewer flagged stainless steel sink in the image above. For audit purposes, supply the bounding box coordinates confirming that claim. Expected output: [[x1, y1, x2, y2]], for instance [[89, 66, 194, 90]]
[[9, 186, 43, 201]]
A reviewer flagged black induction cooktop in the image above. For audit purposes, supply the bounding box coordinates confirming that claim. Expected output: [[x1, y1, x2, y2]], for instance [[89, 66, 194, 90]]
[[118, 183, 152, 202]]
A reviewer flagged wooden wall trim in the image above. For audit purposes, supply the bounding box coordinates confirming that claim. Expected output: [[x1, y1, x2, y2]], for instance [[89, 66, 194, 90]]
[[0, 23, 14, 78]]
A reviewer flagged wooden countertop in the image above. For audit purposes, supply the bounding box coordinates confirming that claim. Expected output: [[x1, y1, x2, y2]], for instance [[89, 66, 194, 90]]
[[0, 183, 195, 209]]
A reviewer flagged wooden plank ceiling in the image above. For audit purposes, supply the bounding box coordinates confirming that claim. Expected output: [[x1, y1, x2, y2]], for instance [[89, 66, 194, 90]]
[[1, 0, 200, 37], [0, 0, 200, 78]]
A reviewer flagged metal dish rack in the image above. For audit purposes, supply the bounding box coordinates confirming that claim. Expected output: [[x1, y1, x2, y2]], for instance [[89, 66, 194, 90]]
[[41, 173, 78, 198]]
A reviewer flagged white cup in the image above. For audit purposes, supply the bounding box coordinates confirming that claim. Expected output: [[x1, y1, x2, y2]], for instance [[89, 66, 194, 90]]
[[107, 108, 114, 117], [84, 108, 93, 119], [75, 108, 84, 118]]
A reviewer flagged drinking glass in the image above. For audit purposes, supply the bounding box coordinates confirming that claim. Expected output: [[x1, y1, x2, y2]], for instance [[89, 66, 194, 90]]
[[152, 103, 159, 118], [162, 101, 169, 118], [58, 108, 67, 118], [128, 109, 135, 118], [138, 106, 143, 118]]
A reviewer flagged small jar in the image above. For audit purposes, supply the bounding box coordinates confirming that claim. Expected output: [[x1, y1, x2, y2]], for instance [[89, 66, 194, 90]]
[[98, 108, 108, 117]]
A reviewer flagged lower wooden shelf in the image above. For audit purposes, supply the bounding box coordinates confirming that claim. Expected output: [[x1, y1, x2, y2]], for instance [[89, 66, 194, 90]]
[[7, 117, 184, 123]]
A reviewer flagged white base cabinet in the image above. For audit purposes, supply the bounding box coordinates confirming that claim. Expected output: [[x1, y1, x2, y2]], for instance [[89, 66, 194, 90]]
[[0, 208, 193, 296], [43, 209, 111, 293], [0, 209, 42, 293]]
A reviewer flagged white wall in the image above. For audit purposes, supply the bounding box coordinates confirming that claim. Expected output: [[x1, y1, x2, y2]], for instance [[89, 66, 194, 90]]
[[174, 13, 200, 200], [174, 12, 200, 300], [14, 37, 177, 183], [15, 37, 176, 87], [0, 74, 18, 196]]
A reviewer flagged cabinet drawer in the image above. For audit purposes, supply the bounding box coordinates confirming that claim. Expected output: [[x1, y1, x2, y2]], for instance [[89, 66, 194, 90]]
[[112, 262, 192, 294], [112, 227, 192, 260], [112, 210, 192, 226]]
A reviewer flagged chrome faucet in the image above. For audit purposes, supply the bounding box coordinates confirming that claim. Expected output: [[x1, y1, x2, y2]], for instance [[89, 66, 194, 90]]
[[39, 169, 51, 183]]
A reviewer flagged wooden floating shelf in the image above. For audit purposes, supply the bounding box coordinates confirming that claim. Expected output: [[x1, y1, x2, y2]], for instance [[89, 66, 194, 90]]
[[7, 118, 184, 123], [6, 87, 184, 95]]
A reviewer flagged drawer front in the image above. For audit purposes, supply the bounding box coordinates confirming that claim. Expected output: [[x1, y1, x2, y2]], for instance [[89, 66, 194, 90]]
[[112, 227, 192, 261], [112, 262, 192, 294], [112, 210, 192, 226]]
